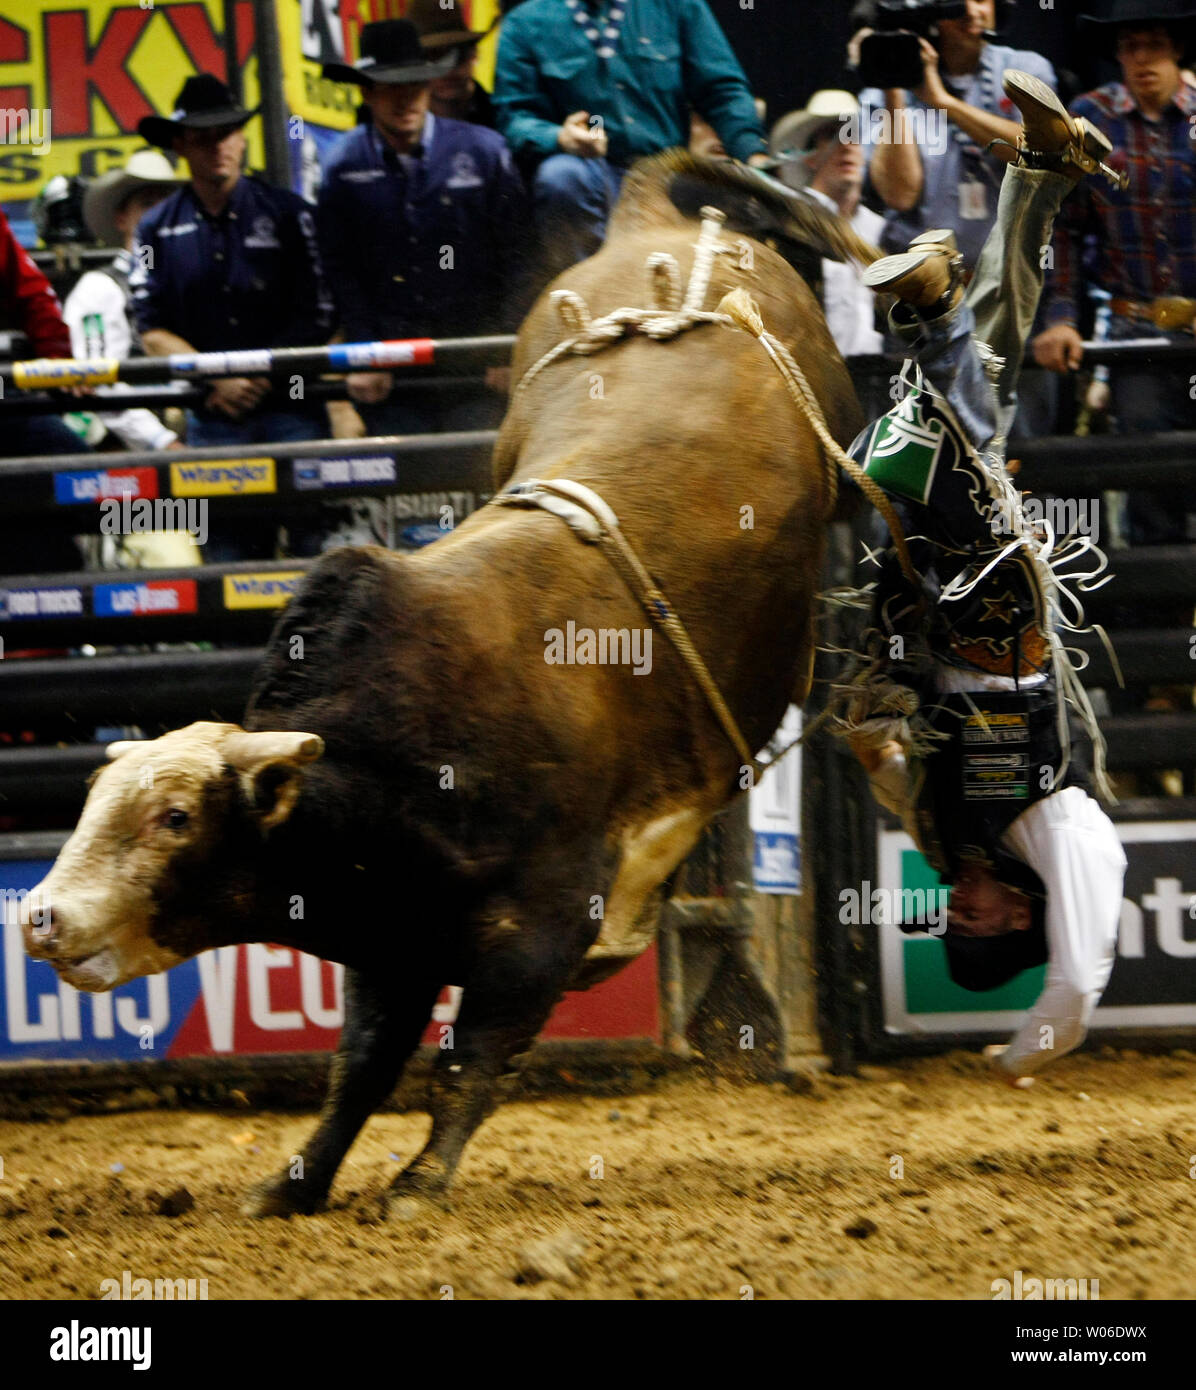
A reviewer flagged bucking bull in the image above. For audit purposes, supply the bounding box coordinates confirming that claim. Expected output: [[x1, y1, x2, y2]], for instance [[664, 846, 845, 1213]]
[[22, 153, 876, 1218]]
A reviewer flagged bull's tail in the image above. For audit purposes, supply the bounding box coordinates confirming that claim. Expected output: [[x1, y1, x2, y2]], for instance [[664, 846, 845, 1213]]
[[608, 148, 883, 270]]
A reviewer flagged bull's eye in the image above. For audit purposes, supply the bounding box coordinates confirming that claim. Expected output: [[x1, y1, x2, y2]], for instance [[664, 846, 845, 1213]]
[[163, 808, 190, 830]]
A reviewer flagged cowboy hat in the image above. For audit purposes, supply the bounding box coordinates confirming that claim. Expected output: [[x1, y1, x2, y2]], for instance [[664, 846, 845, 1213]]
[[1079, 0, 1196, 58], [406, 0, 497, 52], [323, 18, 458, 86], [138, 74, 259, 151], [769, 91, 860, 188], [770, 91, 860, 157], [83, 149, 184, 246]]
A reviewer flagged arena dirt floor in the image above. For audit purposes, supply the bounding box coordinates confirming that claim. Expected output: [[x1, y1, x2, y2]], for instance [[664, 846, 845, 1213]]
[[2, 1048, 1195, 1301]]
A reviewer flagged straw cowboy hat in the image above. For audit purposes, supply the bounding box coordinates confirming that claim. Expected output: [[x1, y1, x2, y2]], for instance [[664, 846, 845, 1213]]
[[322, 18, 457, 85], [406, 0, 497, 52], [138, 74, 259, 151], [769, 91, 860, 186], [82, 149, 184, 247], [770, 91, 860, 156]]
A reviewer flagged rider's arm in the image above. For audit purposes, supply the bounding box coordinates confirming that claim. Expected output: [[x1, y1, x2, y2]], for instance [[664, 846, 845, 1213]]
[[993, 788, 1126, 1077]]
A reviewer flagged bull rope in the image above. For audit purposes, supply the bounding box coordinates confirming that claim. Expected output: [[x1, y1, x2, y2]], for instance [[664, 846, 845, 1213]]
[[514, 205, 920, 589], [506, 207, 921, 773]]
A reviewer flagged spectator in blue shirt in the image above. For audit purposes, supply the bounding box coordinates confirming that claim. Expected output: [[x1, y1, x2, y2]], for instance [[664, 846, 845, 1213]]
[[856, 0, 1056, 269], [132, 76, 334, 452], [494, 0, 769, 272], [320, 19, 529, 436], [130, 74, 334, 560]]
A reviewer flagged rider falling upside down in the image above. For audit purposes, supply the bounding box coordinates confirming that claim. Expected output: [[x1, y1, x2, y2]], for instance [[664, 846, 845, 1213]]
[[833, 73, 1128, 1089]]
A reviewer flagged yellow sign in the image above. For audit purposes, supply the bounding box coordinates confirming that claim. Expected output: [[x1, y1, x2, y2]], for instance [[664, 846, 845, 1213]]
[[0, 0, 267, 207], [12, 356, 119, 389], [222, 570, 305, 609], [170, 458, 276, 495]]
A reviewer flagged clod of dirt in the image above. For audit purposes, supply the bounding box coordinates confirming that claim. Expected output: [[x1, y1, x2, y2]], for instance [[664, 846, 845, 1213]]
[[844, 1218, 877, 1239], [514, 1230, 587, 1287], [155, 1186, 195, 1218]]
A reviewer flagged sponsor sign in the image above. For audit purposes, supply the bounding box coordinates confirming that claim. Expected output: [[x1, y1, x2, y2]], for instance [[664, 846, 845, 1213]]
[[0, 856, 659, 1060], [398, 523, 444, 549], [326, 339, 436, 371], [170, 459, 276, 496], [292, 455, 396, 490], [13, 357, 120, 390], [750, 705, 802, 894], [878, 821, 1196, 1034], [0, 586, 84, 620], [222, 571, 304, 609], [93, 579, 197, 617], [53, 467, 158, 505]]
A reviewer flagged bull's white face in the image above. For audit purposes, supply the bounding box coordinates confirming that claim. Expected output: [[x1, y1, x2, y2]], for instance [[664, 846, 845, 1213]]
[[20, 721, 323, 992]]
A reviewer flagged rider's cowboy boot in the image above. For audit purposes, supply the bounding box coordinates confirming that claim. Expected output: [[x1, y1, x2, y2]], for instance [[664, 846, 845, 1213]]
[[862, 228, 964, 318], [1002, 70, 1126, 189]]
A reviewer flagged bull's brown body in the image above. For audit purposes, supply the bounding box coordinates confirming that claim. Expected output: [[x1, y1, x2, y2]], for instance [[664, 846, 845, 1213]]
[[23, 155, 868, 1216]]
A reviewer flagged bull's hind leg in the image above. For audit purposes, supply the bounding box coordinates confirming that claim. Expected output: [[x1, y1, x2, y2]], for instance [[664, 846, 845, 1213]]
[[243, 967, 441, 1217], [384, 912, 593, 1219]]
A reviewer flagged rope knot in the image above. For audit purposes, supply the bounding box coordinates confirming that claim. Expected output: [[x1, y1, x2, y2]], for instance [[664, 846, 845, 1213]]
[[716, 287, 765, 339]]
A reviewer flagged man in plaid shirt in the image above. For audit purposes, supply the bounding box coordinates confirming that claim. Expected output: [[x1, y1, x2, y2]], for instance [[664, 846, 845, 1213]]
[[1033, 1, 1196, 545]]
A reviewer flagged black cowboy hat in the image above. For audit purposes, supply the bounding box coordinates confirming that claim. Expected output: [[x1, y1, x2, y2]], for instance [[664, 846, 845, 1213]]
[[940, 911, 1048, 992], [406, 0, 499, 52], [138, 74, 259, 151], [323, 18, 457, 86], [1079, 0, 1196, 59]]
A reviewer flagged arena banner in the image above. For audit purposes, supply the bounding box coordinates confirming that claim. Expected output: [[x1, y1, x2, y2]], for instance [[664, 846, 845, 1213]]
[[749, 705, 801, 894], [0, 850, 659, 1062], [877, 822, 1196, 1036]]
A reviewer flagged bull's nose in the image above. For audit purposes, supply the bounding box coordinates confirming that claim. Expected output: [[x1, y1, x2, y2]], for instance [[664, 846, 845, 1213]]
[[20, 896, 60, 953]]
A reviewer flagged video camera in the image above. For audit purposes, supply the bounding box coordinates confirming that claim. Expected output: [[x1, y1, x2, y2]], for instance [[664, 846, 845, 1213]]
[[855, 0, 967, 91]]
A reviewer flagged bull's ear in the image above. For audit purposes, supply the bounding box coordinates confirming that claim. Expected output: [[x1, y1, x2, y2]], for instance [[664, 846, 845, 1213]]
[[222, 731, 325, 833]]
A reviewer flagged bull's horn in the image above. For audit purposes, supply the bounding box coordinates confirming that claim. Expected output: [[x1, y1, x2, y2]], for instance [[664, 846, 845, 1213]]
[[222, 731, 325, 769], [105, 740, 148, 761]]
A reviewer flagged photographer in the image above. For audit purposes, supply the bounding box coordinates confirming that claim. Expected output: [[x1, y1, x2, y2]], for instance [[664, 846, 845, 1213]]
[[856, 0, 1056, 268]]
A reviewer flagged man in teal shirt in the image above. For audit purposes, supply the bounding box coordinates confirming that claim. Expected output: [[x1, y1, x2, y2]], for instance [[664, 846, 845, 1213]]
[[494, 0, 768, 270]]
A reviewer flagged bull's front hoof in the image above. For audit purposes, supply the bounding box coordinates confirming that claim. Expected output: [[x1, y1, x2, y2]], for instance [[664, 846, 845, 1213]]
[[382, 1175, 450, 1223], [385, 1193, 440, 1223], [241, 1172, 326, 1219]]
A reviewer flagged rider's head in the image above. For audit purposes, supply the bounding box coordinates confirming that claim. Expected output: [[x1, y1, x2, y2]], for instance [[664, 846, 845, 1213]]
[[945, 860, 1033, 936], [939, 860, 1048, 992]]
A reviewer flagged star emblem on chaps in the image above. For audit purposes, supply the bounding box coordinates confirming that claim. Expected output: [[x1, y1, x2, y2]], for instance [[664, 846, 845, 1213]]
[[979, 589, 1018, 624]]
